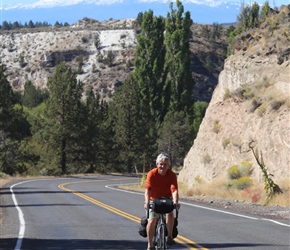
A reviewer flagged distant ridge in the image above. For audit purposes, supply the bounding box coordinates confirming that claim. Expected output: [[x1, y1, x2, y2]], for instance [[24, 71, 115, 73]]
[[1, 2, 240, 25]]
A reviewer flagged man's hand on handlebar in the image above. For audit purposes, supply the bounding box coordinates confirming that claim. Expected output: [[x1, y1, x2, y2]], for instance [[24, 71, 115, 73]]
[[144, 202, 149, 210], [174, 203, 180, 210]]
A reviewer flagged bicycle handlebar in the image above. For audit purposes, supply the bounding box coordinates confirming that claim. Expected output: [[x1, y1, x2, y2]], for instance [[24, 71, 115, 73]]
[[146, 202, 179, 219]]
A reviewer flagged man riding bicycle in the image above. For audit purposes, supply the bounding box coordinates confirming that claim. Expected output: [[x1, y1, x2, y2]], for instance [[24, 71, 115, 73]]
[[144, 153, 180, 250]]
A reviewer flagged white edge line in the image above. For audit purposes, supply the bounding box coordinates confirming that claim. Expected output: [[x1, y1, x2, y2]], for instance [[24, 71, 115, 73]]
[[106, 183, 290, 228], [10, 180, 32, 250], [10, 178, 68, 250]]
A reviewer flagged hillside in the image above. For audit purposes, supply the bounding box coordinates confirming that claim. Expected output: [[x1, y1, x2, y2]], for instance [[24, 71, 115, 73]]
[[179, 5, 290, 186], [0, 17, 228, 102]]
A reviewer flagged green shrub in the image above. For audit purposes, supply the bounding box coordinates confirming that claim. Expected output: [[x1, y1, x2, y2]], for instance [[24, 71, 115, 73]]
[[213, 120, 221, 134], [227, 161, 254, 190], [202, 153, 211, 164], [270, 100, 284, 110], [222, 138, 230, 149], [194, 176, 204, 184], [227, 177, 253, 190], [227, 161, 253, 180], [250, 98, 261, 112], [231, 137, 243, 152], [239, 161, 254, 177], [0, 172, 9, 178], [223, 88, 232, 100], [257, 103, 267, 116], [227, 165, 240, 179], [233, 84, 254, 100]]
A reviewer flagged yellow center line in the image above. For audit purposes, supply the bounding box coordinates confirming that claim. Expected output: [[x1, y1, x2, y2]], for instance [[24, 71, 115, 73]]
[[58, 180, 209, 250]]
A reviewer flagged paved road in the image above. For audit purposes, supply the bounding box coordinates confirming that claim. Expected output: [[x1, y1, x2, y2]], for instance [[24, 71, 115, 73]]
[[1, 175, 289, 250]]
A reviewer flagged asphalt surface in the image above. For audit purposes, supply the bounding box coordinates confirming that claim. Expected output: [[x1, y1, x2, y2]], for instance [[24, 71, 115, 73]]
[[1, 175, 289, 250]]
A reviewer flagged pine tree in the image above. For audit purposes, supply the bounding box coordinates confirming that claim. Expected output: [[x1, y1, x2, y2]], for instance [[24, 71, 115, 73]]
[[261, 1, 270, 20], [249, 2, 260, 28], [0, 66, 17, 135], [158, 110, 193, 167], [82, 88, 102, 173], [28, 20, 35, 28], [98, 99, 116, 172], [109, 75, 156, 172], [40, 62, 84, 174], [0, 65, 23, 174], [2, 21, 11, 30], [22, 80, 45, 108], [237, 2, 251, 31], [164, 0, 194, 116]]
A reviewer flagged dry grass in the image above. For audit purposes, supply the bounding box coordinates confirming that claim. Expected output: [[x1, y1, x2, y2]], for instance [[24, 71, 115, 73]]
[[0, 178, 12, 225], [0, 178, 11, 189], [179, 177, 290, 207], [121, 177, 290, 207]]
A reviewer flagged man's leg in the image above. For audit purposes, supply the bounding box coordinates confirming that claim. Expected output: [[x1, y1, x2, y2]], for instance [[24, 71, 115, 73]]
[[147, 217, 157, 248], [166, 211, 175, 245]]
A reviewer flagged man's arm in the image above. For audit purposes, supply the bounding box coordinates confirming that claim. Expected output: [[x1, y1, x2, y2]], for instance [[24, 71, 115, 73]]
[[144, 188, 150, 209], [172, 189, 179, 204]]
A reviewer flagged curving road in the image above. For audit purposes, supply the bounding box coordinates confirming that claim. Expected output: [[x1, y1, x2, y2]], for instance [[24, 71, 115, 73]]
[[1, 175, 289, 250]]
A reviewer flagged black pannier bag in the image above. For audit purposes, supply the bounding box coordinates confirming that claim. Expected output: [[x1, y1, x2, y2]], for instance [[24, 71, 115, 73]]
[[152, 198, 174, 214], [138, 216, 148, 237]]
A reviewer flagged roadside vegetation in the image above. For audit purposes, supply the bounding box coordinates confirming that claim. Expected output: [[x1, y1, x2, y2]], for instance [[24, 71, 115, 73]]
[[121, 175, 290, 207]]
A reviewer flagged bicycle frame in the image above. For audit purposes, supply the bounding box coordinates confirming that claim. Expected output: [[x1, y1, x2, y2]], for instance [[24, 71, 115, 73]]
[[154, 213, 166, 250]]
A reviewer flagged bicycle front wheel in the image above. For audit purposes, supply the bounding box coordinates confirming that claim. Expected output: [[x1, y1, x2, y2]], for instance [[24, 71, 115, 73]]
[[156, 223, 166, 250]]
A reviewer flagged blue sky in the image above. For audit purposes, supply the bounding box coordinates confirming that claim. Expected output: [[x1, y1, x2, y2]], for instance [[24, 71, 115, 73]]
[[1, 0, 289, 25]]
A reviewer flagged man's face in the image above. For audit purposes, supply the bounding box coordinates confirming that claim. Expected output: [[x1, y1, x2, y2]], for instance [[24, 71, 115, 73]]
[[157, 158, 170, 176]]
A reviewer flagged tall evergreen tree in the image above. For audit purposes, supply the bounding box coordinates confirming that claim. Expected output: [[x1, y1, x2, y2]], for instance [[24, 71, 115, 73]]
[[0, 65, 23, 174], [22, 80, 47, 108], [164, 0, 194, 116], [97, 99, 116, 171], [82, 88, 103, 173], [261, 1, 270, 20], [2, 21, 11, 30], [158, 110, 193, 167], [237, 1, 251, 31], [28, 20, 35, 28], [40, 62, 84, 174], [109, 75, 156, 172], [134, 10, 166, 126], [249, 2, 260, 28], [0, 66, 19, 137]]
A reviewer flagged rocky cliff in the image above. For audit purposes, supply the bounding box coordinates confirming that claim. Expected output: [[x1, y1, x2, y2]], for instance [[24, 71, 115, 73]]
[[1, 19, 137, 101], [179, 5, 290, 186], [1, 17, 227, 102]]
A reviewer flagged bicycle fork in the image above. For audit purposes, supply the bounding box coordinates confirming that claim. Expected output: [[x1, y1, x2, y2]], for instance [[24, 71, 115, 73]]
[[154, 214, 167, 250]]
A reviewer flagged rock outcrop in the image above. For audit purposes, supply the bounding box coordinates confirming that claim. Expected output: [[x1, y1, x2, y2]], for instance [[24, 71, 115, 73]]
[[1, 18, 227, 102], [1, 23, 137, 100], [179, 6, 290, 186]]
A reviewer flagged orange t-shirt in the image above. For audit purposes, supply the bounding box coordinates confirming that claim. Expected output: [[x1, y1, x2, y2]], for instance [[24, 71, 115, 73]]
[[145, 168, 178, 200]]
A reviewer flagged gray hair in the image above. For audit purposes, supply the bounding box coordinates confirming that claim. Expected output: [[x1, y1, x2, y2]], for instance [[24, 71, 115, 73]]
[[156, 153, 171, 166]]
